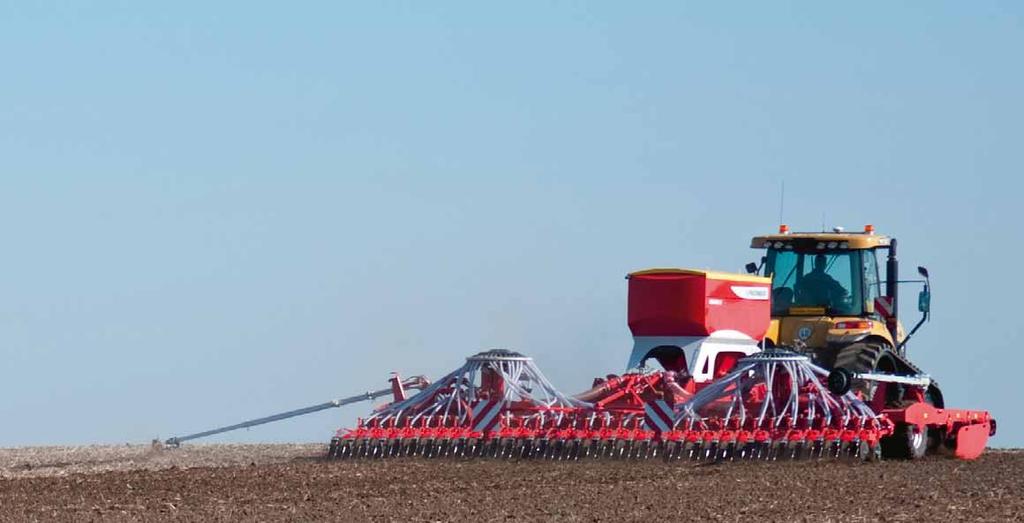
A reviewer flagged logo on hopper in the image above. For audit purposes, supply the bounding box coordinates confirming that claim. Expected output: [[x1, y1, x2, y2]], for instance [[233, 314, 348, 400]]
[[730, 286, 769, 300], [798, 326, 813, 340]]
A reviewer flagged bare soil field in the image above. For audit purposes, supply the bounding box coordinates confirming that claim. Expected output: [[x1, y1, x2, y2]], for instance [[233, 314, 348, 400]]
[[1, 444, 1021, 522]]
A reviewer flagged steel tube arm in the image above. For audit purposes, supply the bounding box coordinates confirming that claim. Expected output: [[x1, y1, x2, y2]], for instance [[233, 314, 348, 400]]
[[165, 376, 428, 446], [827, 368, 930, 396]]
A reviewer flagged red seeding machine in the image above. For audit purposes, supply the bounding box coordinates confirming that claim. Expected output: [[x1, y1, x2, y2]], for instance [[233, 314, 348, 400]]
[[324, 268, 992, 462], [167, 228, 996, 462]]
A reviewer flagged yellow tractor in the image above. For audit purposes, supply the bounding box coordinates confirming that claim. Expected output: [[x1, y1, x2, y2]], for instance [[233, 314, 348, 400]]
[[747, 224, 940, 407]]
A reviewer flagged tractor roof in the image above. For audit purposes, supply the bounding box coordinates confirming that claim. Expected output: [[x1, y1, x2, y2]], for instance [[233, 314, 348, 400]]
[[751, 232, 892, 249]]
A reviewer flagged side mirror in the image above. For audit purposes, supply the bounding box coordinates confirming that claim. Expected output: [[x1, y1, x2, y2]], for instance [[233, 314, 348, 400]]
[[918, 288, 931, 313], [745, 262, 758, 274], [918, 266, 929, 278]]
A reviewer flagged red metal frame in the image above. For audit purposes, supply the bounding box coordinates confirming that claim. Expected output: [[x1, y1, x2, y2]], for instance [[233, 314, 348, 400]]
[[333, 367, 899, 459], [882, 402, 995, 460]]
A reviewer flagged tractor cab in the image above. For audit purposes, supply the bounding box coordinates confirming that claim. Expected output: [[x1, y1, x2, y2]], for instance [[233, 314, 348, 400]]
[[749, 225, 930, 366], [750, 224, 939, 407], [756, 227, 887, 320]]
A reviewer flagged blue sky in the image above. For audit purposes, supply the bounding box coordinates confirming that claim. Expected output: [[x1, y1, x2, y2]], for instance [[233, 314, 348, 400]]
[[1, 2, 1021, 446]]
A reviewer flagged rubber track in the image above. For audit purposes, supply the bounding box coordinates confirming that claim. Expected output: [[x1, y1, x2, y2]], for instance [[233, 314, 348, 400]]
[[833, 343, 882, 374], [831, 342, 943, 406]]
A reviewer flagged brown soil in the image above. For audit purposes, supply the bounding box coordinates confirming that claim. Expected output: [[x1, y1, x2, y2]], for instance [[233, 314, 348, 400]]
[[0, 444, 322, 479], [1, 445, 1021, 522]]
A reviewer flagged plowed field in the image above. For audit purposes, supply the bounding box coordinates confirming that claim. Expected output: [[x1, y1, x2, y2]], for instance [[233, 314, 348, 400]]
[[1, 445, 1021, 521]]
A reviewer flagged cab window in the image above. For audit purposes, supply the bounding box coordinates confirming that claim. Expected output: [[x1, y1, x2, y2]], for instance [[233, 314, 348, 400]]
[[863, 249, 882, 316], [765, 249, 863, 316]]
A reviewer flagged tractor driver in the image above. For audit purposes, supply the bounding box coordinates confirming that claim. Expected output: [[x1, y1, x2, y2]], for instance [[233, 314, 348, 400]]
[[795, 254, 848, 308]]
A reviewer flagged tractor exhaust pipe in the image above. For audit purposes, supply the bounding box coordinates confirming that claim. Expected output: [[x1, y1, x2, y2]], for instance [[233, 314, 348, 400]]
[[885, 239, 899, 345]]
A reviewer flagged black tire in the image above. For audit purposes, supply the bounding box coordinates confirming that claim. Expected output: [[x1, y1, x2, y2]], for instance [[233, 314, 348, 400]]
[[925, 384, 945, 409], [833, 341, 892, 373], [881, 423, 927, 459], [831, 341, 899, 404], [923, 386, 945, 452]]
